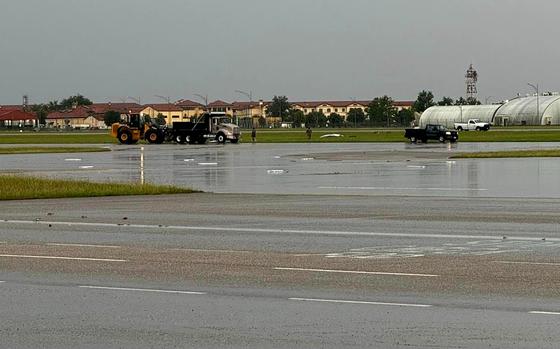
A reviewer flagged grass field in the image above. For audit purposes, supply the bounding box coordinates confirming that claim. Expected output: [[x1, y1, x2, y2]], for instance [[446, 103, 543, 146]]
[[0, 146, 110, 154], [0, 175, 194, 200], [451, 149, 560, 159], [2, 128, 560, 144]]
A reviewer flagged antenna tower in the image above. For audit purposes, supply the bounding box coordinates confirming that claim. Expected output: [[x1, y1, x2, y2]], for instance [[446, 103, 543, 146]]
[[465, 64, 478, 99]]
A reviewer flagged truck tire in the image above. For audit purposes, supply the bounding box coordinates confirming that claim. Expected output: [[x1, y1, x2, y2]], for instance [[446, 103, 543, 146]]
[[456, 126, 463, 131], [145, 129, 159, 144], [439, 136, 445, 143], [156, 131, 165, 144], [187, 135, 197, 144], [410, 136, 417, 143], [476, 126, 481, 131], [216, 133, 226, 144], [118, 129, 132, 144], [175, 134, 186, 144]]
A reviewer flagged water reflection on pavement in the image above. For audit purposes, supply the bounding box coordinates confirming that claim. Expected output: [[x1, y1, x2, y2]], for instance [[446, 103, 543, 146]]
[[2, 142, 560, 198]]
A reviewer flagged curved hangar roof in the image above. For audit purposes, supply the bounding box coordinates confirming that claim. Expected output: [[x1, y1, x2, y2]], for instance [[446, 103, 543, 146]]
[[420, 95, 560, 127], [493, 95, 560, 125], [419, 105, 501, 128]]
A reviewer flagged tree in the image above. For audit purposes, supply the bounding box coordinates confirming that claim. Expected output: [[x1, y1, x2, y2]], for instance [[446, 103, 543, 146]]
[[30, 104, 49, 125], [346, 108, 366, 127], [305, 111, 327, 128], [367, 95, 397, 127], [155, 113, 166, 125], [396, 108, 415, 126], [59, 94, 93, 110], [288, 109, 305, 128], [437, 96, 454, 106], [104, 110, 121, 126], [413, 90, 435, 113], [455, 97, 467, 105], [328, 113, 344, 127], [466, 97, 481, 105], [265, 96, 291, 121]]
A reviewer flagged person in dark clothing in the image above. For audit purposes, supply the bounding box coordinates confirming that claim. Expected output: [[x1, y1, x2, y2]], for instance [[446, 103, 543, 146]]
[[251, 127, 257, 143], [306, 127, 312, 140]]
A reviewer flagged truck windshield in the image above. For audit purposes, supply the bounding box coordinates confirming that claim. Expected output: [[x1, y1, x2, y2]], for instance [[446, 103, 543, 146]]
[[216, 117, 232, 124]]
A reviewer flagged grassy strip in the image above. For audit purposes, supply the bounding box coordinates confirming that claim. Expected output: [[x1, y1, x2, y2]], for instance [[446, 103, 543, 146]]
[[0, 133, 115, 144], [0, 175, 194, 201], [451, 149, 560, 159], [0, 146, 110, 154]]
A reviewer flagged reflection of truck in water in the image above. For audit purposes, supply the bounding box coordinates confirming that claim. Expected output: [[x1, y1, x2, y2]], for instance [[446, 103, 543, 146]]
[[404, 124, 458, 143], [171, 113, 241, 144]]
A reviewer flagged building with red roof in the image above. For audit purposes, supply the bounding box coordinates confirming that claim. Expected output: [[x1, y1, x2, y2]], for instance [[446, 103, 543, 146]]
[[0, 109, 37, 127]]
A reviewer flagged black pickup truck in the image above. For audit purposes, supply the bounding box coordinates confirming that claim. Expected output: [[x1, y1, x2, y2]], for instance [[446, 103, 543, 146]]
[[404, 124, 458, 143]]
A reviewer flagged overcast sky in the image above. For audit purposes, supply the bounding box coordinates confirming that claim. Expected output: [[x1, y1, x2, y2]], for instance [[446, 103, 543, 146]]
[[0, 0, 558, 104]]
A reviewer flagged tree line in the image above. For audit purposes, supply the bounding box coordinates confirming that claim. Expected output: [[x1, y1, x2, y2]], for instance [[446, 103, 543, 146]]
[[265, 95, 415, 128]]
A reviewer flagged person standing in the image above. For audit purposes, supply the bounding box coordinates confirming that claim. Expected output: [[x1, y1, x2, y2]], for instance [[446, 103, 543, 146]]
[[251, 127, 257, 143], [306, 127, 312, 141]]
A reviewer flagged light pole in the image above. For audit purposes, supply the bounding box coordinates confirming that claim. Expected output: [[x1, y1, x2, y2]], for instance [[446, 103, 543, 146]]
[[127, 96, 141, 104], [194, 94, 208, 113], [235, 90, 252, 127], [259, 99, 264, 127], [528, 83, 539, 125]]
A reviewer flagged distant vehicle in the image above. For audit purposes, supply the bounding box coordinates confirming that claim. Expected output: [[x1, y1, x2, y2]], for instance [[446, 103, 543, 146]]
[[454, 119, 490, 131], [404, 124, 458, 143], [171, 113, 241, 144]]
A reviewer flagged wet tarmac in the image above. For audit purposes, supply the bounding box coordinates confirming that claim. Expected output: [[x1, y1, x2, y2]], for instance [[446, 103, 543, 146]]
[[2, 142, 560, 198]]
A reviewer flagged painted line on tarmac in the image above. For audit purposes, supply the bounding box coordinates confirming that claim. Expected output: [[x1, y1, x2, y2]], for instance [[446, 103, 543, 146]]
[[0, 254, 127, 262], [289, 297, 432, 308], [169, 248, 253, 254], [46, 243, 121, 249], [319, 186, 488, 192], [495, 261, 560, 266], [2, 219, 559, 242], [79, 285, 206, 295], [275, 267, 439, 277], [529, 311, 560, 316]]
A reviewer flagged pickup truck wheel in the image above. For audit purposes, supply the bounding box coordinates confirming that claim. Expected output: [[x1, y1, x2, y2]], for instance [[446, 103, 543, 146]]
[[476, 126, 481, 131], [410, 136, 417, 143], [439, 136, 445, 143], [456, 126, 463, 131]]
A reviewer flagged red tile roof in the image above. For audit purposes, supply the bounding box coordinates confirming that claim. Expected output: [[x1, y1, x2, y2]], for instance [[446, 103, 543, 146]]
[[89, 103, 142, 114], [46, 106, 94, 119], [175, 99, 204, 108], [0, 109, 37, 121], [143, 104, 183, 112], [208, 100, 233, 108], [231, 101, 271, 110], [292, 100, 414, 108]]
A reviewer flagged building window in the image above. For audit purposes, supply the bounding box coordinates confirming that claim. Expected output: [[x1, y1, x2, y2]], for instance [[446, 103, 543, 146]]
[[319, 108, 323, 113], [172, 115, 180, 118], [327, 108, 331, 113], [335, 108, 338, 112], [341, 108, 346, 112]]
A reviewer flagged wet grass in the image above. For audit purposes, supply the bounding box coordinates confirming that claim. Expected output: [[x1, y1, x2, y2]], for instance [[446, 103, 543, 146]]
[[0, 147, 110, 154], [0, 133, 114, 144], [0, 175, 194, 201], [451, 149, 560, 159]]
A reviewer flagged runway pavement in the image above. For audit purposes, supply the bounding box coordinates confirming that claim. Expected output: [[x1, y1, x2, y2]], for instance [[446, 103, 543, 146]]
[[2, 193, 560, 347]]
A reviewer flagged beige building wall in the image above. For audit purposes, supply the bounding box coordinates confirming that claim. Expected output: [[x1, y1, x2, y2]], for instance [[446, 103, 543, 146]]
[[140, 107, 185, 125]]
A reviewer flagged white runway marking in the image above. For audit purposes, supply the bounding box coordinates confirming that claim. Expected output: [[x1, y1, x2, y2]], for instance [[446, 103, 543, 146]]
[[289, 297, 432, 308], [275, 267, 439, 277], [46, 243, 121, 249], [198, 162, 218, 166], [169, 248, 252, 254], [0, 254, 127, 262], [64, 158, 82, 162], [495, 261, 560, 266], [319, 186, 488, 192], [79, 165, 94, 169], [79, 285, 205, 295], [2, 220, 559, 242], [529, 311, 560, 316]]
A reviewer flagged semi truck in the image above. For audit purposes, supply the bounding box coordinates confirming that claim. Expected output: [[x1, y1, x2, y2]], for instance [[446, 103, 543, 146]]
[[171, 113, 241, 144]]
